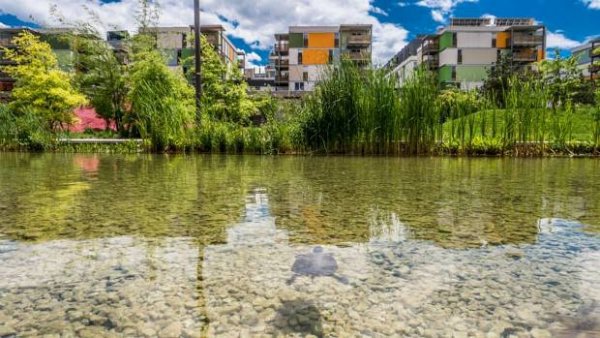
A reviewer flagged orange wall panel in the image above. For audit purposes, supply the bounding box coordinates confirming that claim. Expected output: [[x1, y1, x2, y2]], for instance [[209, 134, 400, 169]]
[[308, 33, 335, 48], [497, 32, 511, 49], [303, 49, 329, 65], [537, 49, 545, 61]]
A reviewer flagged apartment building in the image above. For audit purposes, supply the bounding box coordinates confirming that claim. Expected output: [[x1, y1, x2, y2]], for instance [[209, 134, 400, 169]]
[[270, 24, 372, 94], [386, 18, 546, 90], [141, 25, 245, 74], [572, 38, 600, 81], [384, 37, 424, 88]]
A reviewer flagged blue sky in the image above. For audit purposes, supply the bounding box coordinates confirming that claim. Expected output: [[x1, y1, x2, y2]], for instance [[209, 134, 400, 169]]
[[0, 0, 598, 66]]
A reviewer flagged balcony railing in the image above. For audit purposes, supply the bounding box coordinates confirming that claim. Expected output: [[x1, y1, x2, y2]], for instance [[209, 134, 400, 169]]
[[274, 59, 289, 68], [422, 43, 439, 54], [343, 51, 370, 60], [513, 51, 538, 62], [275, 75, 289, 82], [275, 44, 289, 53], [347, 35, 371, 46], [423, 59, 439, 69], [512, 34, 544, 46]]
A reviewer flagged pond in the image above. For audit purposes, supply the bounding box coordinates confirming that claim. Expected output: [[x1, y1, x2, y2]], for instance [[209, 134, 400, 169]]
[[0, 153, 599, 337]]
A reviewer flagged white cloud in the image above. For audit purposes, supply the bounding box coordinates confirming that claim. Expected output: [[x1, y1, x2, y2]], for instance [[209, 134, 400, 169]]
[[0, 0, 409, 65], [431, 10, 445, 23], [0, 22, 9, 28], [581, 0, 600, 9], [547, 31, 582, 50], [369, 5, 389, 16], [245, 52, 262, 64], [416, 0, 479, 23]]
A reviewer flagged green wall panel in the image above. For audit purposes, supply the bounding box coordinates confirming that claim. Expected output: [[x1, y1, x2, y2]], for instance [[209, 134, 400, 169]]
[[289, 33, 304, 48], [456, 65, 489, 82], [439, 32, 453, 51], [439, 65, 453, 83]]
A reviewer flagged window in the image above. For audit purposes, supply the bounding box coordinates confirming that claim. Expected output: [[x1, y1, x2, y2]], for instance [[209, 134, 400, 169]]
[[328, 50, 334, 64], [457, 49, 463, 65], [452, 66, 457, 81], [182, 34, 188, 48], [298, 51, 303, 65], [492, 38, 497, 48], [335, 33, 340, 48], [303, 33, 308, 48], [452, 33, 457, 48], [303, 72, 309, 82]]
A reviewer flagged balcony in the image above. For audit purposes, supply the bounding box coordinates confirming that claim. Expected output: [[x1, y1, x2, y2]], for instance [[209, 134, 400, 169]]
[[343, 51, 370, 60], [274, 44, 289, 53], [423, 58, 439, 70], [512, 51, 538, 62], [274, 59, 289, 68], [422, 43, 439, 55], [275, 74, 289, 83], [347, 35, 371, 46], [512, 34, 544, 46]]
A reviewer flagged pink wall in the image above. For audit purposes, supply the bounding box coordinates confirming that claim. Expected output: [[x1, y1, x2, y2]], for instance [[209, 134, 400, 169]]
[[69, 107, 116, 132]]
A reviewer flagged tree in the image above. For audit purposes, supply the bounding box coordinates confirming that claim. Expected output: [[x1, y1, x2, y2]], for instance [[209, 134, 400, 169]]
[[182, 34, 255, 124], [1, 31, 86, 130], [72, 30, 128, 132], [481, 54, 514, 108], [539, 50, 584, 109]]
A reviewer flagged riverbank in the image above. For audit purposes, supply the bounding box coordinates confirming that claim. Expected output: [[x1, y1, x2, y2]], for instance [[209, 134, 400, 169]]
[[2, 139, 599, 157]]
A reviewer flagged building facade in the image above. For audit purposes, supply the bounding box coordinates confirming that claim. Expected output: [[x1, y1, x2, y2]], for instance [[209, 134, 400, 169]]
[[572, 39, 600, 81], [386, 18, 546, 90], [384, 37, 424, 88], [142, 25, 245, 75], [270, 25, 372, 95]]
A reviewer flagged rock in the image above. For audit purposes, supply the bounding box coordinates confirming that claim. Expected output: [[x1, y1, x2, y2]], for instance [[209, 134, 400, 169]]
[[515, 308, 536, 323], [138, 325, 156, 337], [530, 328, 552, 338], [159, 322, 182, 338], [0, 325, 16, 337], [78, 326, 106, 338]]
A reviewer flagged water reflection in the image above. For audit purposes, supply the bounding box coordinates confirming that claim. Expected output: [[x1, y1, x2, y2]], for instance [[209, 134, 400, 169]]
[[0, 154, 599, 337], [202, 189, 599, 337]]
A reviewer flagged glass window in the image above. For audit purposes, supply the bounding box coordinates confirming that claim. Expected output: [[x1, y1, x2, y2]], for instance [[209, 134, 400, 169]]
[[298, 52, 303, 65]]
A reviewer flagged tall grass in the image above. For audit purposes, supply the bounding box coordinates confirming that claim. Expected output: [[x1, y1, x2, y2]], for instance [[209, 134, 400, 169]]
[[399, 69, 440, 154], [297, 62, 440, 155], [593, 92, 600, 150]]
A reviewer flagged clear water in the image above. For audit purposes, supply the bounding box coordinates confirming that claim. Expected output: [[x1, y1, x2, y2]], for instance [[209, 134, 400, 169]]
[[0, 154, 599, 337]]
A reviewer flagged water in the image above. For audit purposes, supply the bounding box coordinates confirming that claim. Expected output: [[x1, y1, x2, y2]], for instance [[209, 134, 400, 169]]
[[0, 153, 599, 337]]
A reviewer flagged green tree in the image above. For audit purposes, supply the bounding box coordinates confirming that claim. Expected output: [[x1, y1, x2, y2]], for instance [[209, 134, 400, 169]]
[[73, 32, 128, 132], [539, 50, 583, 110], [481, 54, 514, 108], [1, 31, 86, 130], [182, 34, 255, 124]]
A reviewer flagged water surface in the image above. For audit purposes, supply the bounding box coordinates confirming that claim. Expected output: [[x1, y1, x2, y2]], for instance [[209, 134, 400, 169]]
[[0, 154, 599, 337]]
